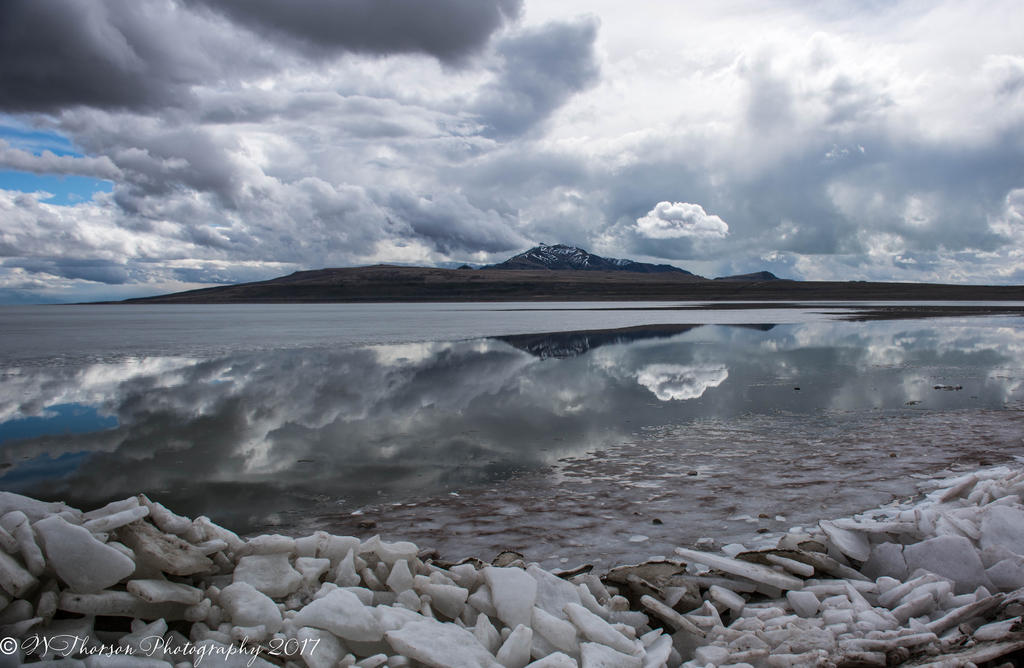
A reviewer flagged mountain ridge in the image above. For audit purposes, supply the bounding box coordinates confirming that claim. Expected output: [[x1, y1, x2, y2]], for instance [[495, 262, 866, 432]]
[[107, 244, 1024, 304]]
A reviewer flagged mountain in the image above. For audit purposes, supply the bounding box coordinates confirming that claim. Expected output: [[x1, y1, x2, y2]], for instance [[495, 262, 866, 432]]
[[715, 271, 780, 281], [484, 244, 696, 275], [495, 324, 701, 359]]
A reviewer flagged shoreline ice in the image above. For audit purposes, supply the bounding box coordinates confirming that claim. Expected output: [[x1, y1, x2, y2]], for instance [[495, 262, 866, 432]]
[[2, 466, 1024, 666]]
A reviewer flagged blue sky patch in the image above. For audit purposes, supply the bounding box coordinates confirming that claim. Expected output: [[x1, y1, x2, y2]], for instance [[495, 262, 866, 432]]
[[0, 170, 113, 205], [0, 123, 114, 205], [0, 403, 118, 446]]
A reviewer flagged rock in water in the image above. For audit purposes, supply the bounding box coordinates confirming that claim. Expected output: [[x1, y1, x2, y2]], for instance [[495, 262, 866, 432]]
[[34, 515, 135, 593]]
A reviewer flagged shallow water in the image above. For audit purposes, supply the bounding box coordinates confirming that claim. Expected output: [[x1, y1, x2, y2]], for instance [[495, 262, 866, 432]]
[[1, 304, 1022, 569]]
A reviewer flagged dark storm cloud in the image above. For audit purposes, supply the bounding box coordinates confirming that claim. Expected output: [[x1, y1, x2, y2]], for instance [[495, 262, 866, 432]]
[[0, 0, 223, 112], [0, 0, 520, 114], [475, 18, 601, 138], [187, 0, 523, 63]]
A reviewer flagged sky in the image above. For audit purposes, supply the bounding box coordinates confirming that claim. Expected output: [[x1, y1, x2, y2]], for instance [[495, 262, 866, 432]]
[[1, 0, 1023, 303]]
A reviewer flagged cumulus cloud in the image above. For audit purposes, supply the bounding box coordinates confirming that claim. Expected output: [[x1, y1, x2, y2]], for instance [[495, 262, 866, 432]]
[[0, 140, 121, 180], [635, 364, 729, 401], [475, 18, 601, 137], [635, 202, 729, 240]]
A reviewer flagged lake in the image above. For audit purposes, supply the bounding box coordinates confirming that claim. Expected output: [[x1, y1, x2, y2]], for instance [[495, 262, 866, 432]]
[[1, 303, 1022, 569]]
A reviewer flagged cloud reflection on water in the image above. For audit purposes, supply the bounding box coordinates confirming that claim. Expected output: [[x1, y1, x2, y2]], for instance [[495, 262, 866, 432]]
[[0, 320, 1021, 534]]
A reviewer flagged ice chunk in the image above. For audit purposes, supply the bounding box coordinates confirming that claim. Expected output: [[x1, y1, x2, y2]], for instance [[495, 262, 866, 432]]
[[34, 515, 134, 593], [903, 535, 992, 594], [82, 506, 150, 533], [484, 566, 538, 629], [187, 516, 245, 553], [786, 590, 819, 618], [317, 533, 361, 564], [219, 582, 282, 634], [0, 491, 77, 522], [117, 618, 167, 656], [295, 556, 332, 588], [0, 511, 45, 576], [818, 521, 870, 562], [496, 624, 532, 668], [139, 495, 192, 535], [986, 558, 1024, 591], [240, 534, 295, 556], [58, 590, 188, 620], [386, 558, 415, 593], [418, 582, 468, 619], [293, 587, 384, 642], [709, 585, 746, 615], [973, 617, 1018, 641], [565, 603, 638, 656], [474, 612, 502, 654], [528, 564, 582, 621], [335, 549, 362, 587], [926, 592, 1004, 635], [0, 549, 36, 601], [579, 641, 642, 668], [298, 626, 349, 668], [861, 542, 907, 581], [360, 535, 418, 566], [891, 593, 936, 623], [980, 505, 1024, 555], [127, 578, 204, 605], [525, 653, 577, 667], [116, 520, 212, 576], [532, 605, 580, 656], [384, 618, 501, 668], [234, 553, 302, 598], [673, 547, 804, 591]]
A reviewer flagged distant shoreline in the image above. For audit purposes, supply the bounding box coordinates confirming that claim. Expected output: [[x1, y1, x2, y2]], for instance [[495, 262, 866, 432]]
[[106, 265, 1024, 307]]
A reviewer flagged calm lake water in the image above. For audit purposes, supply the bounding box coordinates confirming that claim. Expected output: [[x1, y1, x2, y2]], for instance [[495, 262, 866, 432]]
[[1, 303, 1023, 568]]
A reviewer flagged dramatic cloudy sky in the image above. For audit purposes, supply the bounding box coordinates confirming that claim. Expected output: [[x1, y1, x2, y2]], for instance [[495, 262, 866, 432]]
[[1, 0, 1023, 302]]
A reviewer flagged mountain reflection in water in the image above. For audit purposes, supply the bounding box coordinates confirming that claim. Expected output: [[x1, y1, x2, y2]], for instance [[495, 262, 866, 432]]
[[0, 320, 1021, 542]]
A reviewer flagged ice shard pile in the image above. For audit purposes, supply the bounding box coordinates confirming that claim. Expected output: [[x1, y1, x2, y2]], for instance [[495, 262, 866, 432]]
[[1, 466, 1024, 666]]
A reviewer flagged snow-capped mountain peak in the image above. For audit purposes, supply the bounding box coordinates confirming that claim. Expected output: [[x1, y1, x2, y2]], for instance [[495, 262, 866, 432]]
[[485, 244, 694, 274]]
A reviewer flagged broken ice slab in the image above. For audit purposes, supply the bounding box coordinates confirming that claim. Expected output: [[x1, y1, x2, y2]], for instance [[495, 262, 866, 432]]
[[126, 578, 204, 605], [292, 587, 384, 642], [483, 566, 538, 629], [116, 520, 213, 576], [81, 505, 150, 533], [818, 520, 871, 562], [673, 547, 804, 591], [58, 590, 188, 620], [384, 618, 501, 668], [34, 515, 135, 593], [233, 553, 302, 598]]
